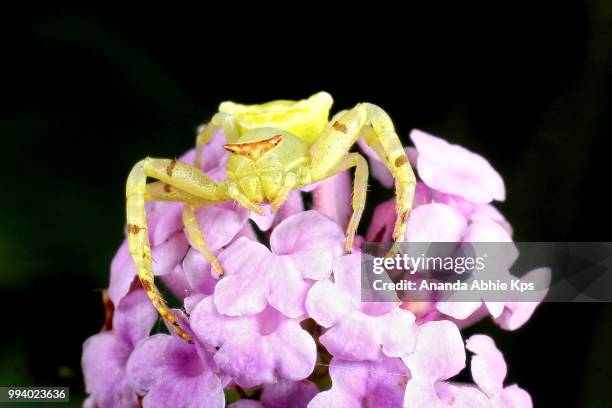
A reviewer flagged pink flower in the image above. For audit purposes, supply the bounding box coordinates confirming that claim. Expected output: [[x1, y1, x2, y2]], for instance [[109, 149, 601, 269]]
[[228, 379, 318, 408], [85, 123, 544, 406], [308, 357, 409, 408], [190, 297, 317, 388], [126, 329, 225, 408], [402, 321, 531, 408], [213, 211, 345, 318], [410, 129, 505, 204], [82, 290, 157, 408], [367, 199, 548, 330], [306, 254, 417, 361]]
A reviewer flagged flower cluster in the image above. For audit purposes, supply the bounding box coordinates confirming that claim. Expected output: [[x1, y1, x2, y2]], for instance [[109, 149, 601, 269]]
[[83, 129, 544, 407]]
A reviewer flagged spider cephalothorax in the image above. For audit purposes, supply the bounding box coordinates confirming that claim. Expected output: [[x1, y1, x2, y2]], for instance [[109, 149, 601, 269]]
[[125, 92, 416, 342]]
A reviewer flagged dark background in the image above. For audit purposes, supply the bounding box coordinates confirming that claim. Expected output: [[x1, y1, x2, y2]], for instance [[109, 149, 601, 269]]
[[1, 4, 611, 407]]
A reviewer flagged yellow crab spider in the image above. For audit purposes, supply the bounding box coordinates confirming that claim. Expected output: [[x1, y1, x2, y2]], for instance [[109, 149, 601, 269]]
[[125, 92, 416, 342]]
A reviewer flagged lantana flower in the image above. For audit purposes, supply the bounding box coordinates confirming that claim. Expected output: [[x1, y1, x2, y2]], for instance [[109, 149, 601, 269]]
[[82, 290, 157, 408], [365, 130, 547, 330], [190, 297, 317, 388], [213, 210, 344, 318], [306, 253, 417, 361], [126, 322, 226, 408], [403, 320, 532, 408], [83, 127, 545, 407]]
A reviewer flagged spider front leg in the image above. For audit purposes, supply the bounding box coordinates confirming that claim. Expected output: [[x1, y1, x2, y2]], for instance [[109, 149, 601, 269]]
[[126, 158, 229, 342], [309, 103, 416, 251]]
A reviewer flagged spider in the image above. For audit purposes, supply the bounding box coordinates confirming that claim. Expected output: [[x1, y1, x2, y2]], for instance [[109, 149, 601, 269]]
[[125, 92, 416, 342]]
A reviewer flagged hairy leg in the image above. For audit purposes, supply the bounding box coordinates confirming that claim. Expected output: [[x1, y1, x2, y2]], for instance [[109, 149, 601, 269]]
[[362, 103, 416, 242], [126, 158, 228, 342], [270, 172, 297, 212], [182, 204, 224, 277], [308, 103, 416, 251], [320, 152, 368, 251]]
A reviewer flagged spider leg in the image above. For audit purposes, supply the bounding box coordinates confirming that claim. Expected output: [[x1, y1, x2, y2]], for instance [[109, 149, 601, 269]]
[[361, 103, 416, 243], [146, 182, 224, 276], [182, 204, 224, 277], [126, 158, 229, 342], [226, 180, 264, 214], [195, 112, 239, 168], [317, 153, 368, 251], [308, 103, 416, 252], [270, 172, 297, 212], [146, 181, 213, 205]]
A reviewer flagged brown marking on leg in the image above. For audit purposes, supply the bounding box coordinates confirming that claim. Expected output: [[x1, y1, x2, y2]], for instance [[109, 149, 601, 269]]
[[395, 156, 408, 167], [166, 159, 177, 177], [140, 278, 153, 293], [332, 121, 348, 133], [127, 224, 141, 234], [163, 183, 172, 193], [399, 210, 409, 225]]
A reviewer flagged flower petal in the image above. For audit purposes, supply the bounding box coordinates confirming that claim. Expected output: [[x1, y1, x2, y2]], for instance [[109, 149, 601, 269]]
[[113, 289, 158, 347], [405, 203, 467, 242], [109, 240, 137, 306], [269, 320, 317, 382], [287, 249, 334, 281], [411, 129, 505, 204], [436, 301, 483, 321], [312, 172, 352, 230], [126, 334, 224, 408], [306, 280, 354, 328], [377, 308, 417, 357], [194, 202, 249, 251], [182, 248, 217, 295], [268, 256, 311, 318], [161, 264, 191, 301], [319, 312, 383, 361], [466, 335, 507, 398], [190, 297, 258, 347], [214, 238, 272, 316], [149, 202, 184, 247], [366, 199, 396, 243], [313, 357, 408, 408], [403, 320, 465, 381], [206, 308, 316, 388], [82, 333, 137, 408], [260, 379, 318, 408], [270, 211, 344, 257], [494, 267, 550, 331], [403, 378, 449, 408], [308, 389, 360, 408], [499, 384, 533, 408], [436, 383, 492, 408], [250, 204, 276, 231]]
